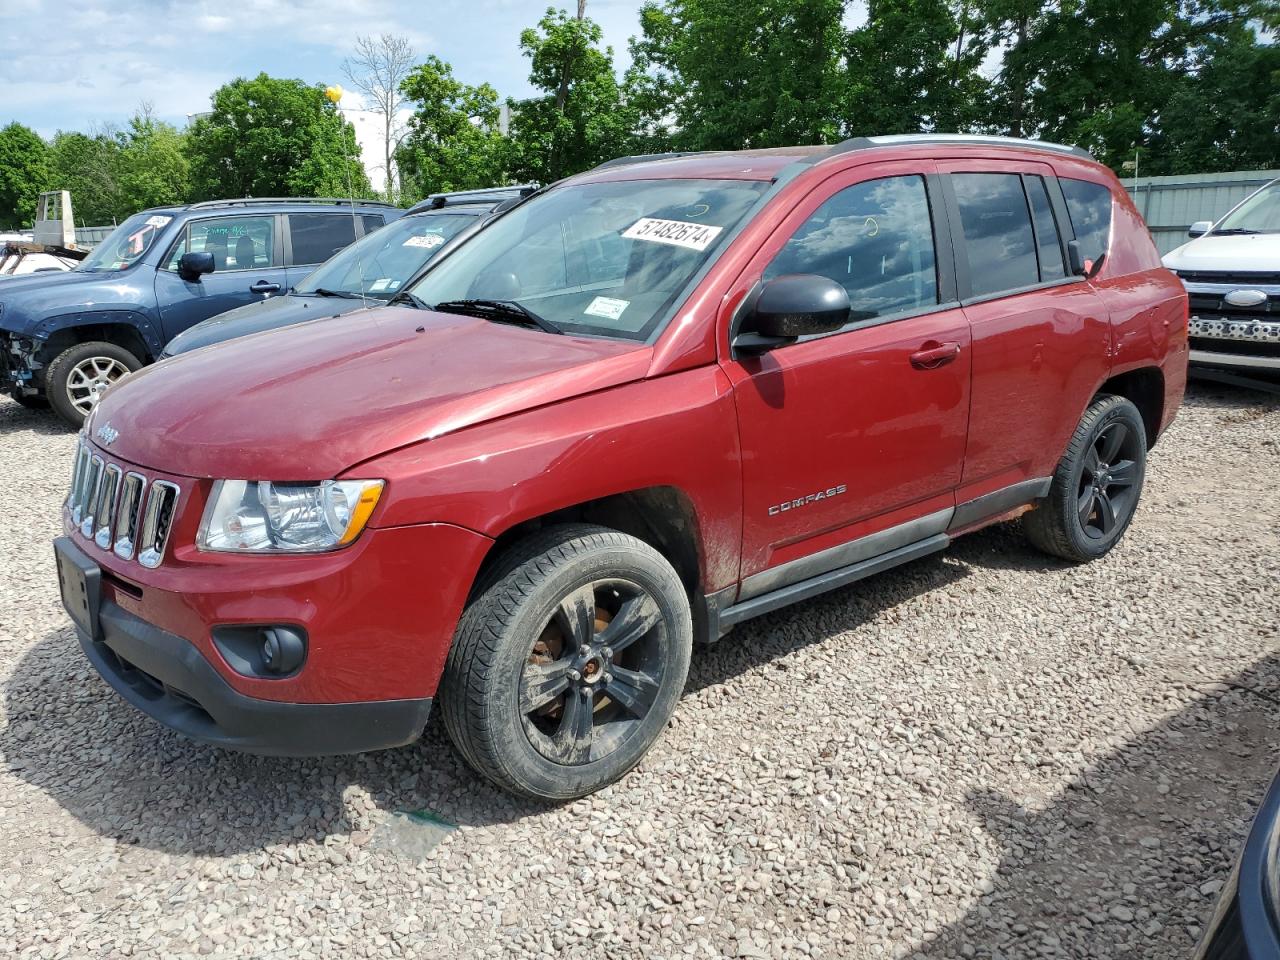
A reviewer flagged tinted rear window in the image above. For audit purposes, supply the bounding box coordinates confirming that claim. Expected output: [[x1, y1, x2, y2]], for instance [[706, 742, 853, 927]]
[[1060, 178, 1113, 266], [952, 173, 1039, 298], [1026, 176, 1066, 281], [288, 213, 358, 266]]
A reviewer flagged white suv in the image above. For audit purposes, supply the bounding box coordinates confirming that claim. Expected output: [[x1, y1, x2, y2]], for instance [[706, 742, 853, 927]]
[[1163, 178, 1280, 379]]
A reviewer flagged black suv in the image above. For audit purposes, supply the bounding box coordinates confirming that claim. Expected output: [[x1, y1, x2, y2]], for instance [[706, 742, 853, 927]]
[[0, 197, 400, 426], [162, 186, 535, 359]]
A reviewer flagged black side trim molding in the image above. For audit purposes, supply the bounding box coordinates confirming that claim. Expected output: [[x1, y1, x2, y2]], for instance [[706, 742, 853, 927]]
[[949, 477, 1052, 531]]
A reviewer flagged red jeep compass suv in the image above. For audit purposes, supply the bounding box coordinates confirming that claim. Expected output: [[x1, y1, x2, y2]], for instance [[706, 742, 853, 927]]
[[55, 135, 1187, 800]]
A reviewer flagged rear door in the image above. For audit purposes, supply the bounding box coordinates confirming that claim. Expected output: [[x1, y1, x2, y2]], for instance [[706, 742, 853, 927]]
[[154, 214, 287, 342], [937, 160, 1110, 506], [283, 213, 363, 288], [720, 161, 973, 592]]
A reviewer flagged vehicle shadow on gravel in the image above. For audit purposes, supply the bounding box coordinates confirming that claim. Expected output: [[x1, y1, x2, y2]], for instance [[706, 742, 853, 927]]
[[2, 629, 546, 856], [0, 397, 70, 437], [914, 653, 1280, 960]]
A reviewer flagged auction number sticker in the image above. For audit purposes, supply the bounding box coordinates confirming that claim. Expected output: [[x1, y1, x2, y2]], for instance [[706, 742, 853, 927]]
[[145, 215, 172, 228], [622, 218, 722, 252], [585, 296, 629, 321], [404, 233, 445, 249]]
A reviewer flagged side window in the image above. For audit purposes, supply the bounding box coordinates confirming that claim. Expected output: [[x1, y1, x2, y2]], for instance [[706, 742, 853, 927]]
[[952, 173, 1039, 298], [164, 216, 275, 271], [1025, 176, 1066, 281], [1060, 178, 1113, 267], [361, 214, 385, 236], [764, 175, 938, 323], [289, 213, 358, 266]]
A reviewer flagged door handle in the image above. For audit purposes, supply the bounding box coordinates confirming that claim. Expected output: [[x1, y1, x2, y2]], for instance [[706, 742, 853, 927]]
[[910, 340, 961, 370], [250, 281, 281, 294]]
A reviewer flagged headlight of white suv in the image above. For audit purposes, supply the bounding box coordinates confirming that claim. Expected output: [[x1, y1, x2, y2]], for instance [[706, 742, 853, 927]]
[[198, 479, 384, 553]]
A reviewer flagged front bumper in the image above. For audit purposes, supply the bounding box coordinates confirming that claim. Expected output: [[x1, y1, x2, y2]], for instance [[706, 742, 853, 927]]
[[78, 593, 433, 756], [1184, 282, 1280, 373]]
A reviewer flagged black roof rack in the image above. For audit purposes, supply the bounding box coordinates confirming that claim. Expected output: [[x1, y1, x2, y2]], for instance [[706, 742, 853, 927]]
[[816, 134, 1092, 162], [186, 197, 400, 210], [409, 184, 539, 214], [590, 151, 716, 172]]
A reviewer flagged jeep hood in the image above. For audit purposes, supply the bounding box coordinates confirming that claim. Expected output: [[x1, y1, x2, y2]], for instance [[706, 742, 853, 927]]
[[91, 305, 650, 478], [1163, 232, 1280, 273], [163, 293, 361, 357], [0, 268, 140, 335]]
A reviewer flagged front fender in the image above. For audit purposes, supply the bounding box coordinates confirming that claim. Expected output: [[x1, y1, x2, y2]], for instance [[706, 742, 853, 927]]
[[35, 309, 164, 357], [352, 365, 744, 593]]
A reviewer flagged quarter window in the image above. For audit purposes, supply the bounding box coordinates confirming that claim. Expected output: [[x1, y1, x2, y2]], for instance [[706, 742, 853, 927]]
[[1025, 176, 1066, 281], [288, 213, 358, 266], [165, 216, 275, 271], [952, 173, 1039, 298], [764, 175, 938, 323], [1060, 178, 1113, 267]]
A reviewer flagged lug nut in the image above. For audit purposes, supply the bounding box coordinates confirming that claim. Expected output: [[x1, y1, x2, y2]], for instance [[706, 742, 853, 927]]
[[602, 646, 613, 660], [579, 644, 591, 656], [568, 668, 581, 681]]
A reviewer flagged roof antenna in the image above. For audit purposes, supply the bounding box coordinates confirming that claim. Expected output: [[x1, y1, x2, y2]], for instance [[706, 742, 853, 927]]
[[327, 83, 369, 310]]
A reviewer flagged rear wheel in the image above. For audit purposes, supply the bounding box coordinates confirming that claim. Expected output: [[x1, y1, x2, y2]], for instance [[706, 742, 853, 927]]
[[46, 341, 142, 428], [439, 524, 692, 800], [1025, 394, 1147, 562]]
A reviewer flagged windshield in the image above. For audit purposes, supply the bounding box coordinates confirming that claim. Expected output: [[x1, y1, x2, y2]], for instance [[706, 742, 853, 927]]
[[408, 178, 769, 340], [1216, 181, 1280, 234], [77, 212, 175, 272], [295, 212, 478, 298]]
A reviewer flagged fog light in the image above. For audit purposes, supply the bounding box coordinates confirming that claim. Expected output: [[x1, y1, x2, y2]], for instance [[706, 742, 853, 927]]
[[260, 627, 306, 675]]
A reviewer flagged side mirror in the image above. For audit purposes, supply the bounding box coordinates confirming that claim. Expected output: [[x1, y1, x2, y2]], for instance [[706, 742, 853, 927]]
[[1066, 240, 1106, 279], [735, 274, 851, 353], [1187, 220, 1213, 239], [179, 251, 215, 281]]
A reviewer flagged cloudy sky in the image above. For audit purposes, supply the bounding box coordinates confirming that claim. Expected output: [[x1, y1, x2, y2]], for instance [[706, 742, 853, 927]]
[[0, 0, 649, 138]]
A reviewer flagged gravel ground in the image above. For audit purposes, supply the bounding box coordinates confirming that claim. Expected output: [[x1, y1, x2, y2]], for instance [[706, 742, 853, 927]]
[[1, 382, 1278, 960]]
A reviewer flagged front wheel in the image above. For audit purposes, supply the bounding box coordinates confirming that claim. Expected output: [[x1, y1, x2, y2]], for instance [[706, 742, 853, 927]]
[[1025, 394, 1148, 562], [439, 524, 693, 801], [46, 341, 142, 428]]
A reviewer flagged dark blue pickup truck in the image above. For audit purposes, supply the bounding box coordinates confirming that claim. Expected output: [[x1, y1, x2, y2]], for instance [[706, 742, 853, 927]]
[[0, 197, 400, 426]]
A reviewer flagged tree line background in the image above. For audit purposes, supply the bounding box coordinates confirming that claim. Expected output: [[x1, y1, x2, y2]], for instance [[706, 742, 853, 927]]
[[1, 0, 1277, 229]]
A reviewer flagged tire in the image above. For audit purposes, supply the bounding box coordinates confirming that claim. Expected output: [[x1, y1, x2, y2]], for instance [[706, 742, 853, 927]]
[[8, 391, 48, 409], [46, 341, 142, 428], [439, 523, 693, 801], [1025, 394, 1147, 562]]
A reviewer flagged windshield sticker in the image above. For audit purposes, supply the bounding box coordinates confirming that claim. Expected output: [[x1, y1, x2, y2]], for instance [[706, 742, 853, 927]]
[[145, 215, 172, 228], [369, 278, 391, 292], [585, 296, 629, 321], [404, 233, 445, 249], [623, 217, 723, 252]]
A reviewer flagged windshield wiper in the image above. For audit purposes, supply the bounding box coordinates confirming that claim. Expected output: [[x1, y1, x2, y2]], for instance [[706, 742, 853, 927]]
[[1212, 228, 1260, 236], [311, 287, 367, 299], [430, 299, 564, 335], [389, 290, 431, 309]]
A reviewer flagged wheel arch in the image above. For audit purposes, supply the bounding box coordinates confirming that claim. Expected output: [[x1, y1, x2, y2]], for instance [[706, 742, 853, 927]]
[[37, 316, 157, 368], [1095, 366, 1165, 449]]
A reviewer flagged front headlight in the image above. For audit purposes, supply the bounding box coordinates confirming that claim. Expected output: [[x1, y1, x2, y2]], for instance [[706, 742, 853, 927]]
[[198, 479, 384, 553]]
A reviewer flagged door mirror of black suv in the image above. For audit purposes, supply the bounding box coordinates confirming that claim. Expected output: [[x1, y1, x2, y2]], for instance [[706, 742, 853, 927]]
[[179, 251, 215, 282], [735, 274, 851, 353]]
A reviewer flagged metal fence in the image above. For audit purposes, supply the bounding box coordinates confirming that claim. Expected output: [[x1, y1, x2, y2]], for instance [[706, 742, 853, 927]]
[[1122, 169, 1280, 256]]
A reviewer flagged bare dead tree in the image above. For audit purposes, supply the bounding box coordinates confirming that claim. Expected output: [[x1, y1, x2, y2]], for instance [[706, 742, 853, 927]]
[[342, 34, 416, 200]]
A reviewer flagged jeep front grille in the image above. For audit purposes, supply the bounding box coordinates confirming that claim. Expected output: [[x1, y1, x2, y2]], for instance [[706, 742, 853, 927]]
[[67, 438, 180, 569]]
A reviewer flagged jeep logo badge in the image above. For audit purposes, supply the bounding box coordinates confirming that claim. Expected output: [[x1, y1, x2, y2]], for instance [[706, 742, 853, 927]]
[[1224, 289, 1268, 308], [95, 422, 119, 445]]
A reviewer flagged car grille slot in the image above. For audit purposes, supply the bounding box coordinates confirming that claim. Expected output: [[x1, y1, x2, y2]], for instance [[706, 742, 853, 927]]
[[114, 472, 146, 560], [94, 465, 121, 549], [137, 481, 179, 569], [65, 439, 180, 569]]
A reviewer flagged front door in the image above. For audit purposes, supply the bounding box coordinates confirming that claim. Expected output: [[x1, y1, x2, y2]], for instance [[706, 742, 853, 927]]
[[720, 162, 972, 594], [155, 214, 287, 342]]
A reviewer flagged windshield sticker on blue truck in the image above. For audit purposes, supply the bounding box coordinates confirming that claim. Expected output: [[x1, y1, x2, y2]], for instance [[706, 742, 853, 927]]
[[145, 215, 172, 228], [623, 217, 723, 252], [585, 296, 629, 321]]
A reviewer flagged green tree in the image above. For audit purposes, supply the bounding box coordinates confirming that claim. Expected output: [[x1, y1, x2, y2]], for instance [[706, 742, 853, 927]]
[[186, 73, 370, 200], [116, 106, 191, 213], [0, 123, 50, 229], [47, 130, 123, 225], [397, 55, 510, 197], [509, 4, 636, 181], [844, 0, 991, 136], [628, 0, 846, 150]]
